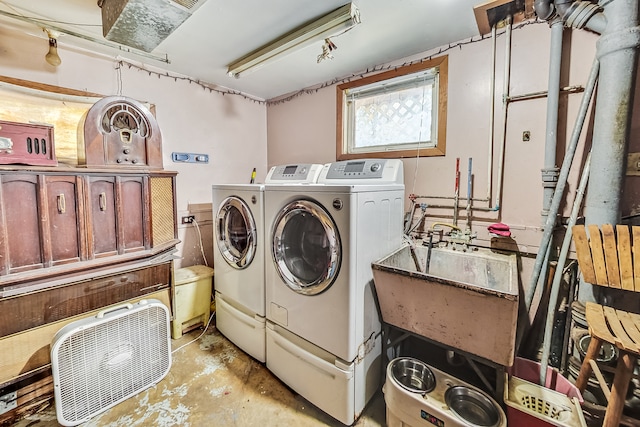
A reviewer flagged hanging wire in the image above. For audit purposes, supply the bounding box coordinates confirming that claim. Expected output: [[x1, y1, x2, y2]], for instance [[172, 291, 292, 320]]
[[115, 61, 123, 96], [1, 0, 542, 106], [411, 73, 430, 195], [268, 18, 544, 106], [111, 18, 542, 106], [191, 218, 209, 267], [117, 60, 266, 104], [171, 310, 215, 354]]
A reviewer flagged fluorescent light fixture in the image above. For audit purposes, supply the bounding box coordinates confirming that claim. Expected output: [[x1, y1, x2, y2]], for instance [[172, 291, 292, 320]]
[[227, 3, 360, 78]]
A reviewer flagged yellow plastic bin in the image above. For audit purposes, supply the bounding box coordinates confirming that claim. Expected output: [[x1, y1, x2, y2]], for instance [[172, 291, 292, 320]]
[[171, 265, 214, 339]]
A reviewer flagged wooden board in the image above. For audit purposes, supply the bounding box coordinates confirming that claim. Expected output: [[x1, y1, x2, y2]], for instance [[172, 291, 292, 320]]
[[617, 225, 634, 291], [588, 224, 609, 285], [634, 227, 640, 291], [573, 225, 596, 284], [602, 224, 621, 288], [585, 302, 617, 344], [0, 374, 54, 425]]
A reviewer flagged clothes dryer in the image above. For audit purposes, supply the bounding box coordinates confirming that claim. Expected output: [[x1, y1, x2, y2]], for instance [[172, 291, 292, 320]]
[[212, 164, 323, 363], [264, 159, 405, 425]]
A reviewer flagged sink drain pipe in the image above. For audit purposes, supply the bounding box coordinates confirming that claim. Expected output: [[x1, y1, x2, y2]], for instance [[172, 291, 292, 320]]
[[540, 17, 563, 226], [526, 0, 604, 312], [525, 58, 599, 312]]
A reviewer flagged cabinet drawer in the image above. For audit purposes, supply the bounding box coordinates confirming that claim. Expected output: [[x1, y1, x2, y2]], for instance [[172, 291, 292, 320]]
[[0, 262, 171, 338]]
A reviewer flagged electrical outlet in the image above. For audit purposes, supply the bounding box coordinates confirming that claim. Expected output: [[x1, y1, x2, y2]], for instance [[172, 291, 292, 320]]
[[182, 215, 195, 224]]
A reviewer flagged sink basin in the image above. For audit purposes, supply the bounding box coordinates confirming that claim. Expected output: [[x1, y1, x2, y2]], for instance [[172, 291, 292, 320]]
[[372, 243, 520, 366]]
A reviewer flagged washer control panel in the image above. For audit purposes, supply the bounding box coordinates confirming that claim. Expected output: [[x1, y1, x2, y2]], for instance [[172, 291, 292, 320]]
[[265, 163, 324, 183], [320, 159, 403, 184]]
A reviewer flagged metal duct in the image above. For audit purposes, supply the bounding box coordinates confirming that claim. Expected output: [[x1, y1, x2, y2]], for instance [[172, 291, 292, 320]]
[[100, 0, 208, 52]]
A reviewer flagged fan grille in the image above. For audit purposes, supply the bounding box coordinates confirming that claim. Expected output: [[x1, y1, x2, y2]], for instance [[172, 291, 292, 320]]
[[53, 303, 171, 425]]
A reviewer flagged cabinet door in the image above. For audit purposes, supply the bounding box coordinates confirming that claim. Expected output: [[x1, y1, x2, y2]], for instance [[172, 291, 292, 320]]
[[0, 174, 43, 273], [87, 176, 117, 258], [45, 175, 85, 265], [117, 176, 149, 253]]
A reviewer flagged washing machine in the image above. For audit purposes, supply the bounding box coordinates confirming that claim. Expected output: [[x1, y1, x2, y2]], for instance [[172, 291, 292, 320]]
[[212, 163, 323, 363], [264, 159, 405, 425]]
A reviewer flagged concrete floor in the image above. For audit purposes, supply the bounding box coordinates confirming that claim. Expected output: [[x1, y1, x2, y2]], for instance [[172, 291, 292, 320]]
[[14, 321, 385, 427]]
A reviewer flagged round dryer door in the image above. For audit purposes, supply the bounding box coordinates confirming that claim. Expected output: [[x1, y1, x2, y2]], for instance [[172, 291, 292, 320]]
[[216, 196, 257, 269], [271, 199, 341, 295]]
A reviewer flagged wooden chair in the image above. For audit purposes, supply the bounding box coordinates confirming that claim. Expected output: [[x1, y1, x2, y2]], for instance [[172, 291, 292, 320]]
[[572, 224, 640, 427]]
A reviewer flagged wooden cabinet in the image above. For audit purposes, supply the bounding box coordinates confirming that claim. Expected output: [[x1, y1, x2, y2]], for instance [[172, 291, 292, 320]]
[[87, 176, 118, 258], [0, 262, 171, 337], [0, 167, 178, 297], [119, 176, 148, 253], [0, 174, 42, 274], [85, 174, 150, 258], [44, 175, 84, 266]]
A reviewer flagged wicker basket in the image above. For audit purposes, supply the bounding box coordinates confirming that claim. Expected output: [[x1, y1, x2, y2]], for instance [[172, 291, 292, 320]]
[[504, 375, 586, 427]]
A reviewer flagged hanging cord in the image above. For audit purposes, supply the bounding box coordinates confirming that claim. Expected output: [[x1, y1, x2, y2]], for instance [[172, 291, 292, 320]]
[[115, 61, 123, 96], [191, 218, 209, 267], [171, 310, 215, 354], [410, 74, 429, 195]]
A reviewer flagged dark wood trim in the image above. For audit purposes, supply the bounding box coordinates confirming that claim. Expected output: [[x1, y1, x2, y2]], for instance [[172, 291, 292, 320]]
[[336, 55, 449, 161], [0, 75, 104, 98]]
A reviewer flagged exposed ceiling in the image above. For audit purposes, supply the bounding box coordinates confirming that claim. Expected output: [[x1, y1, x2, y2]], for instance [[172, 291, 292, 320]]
[[0, 0, 495, 100]]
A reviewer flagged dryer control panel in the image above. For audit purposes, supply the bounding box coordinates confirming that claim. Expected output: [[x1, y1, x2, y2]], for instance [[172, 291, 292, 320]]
[[320, 159, 403, 184], [265, 163, 324, 183]]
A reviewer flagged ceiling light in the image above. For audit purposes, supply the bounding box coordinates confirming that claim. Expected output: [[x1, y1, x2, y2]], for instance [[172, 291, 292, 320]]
[[227, 3, 361, 78], [44, 29, 62, 66]]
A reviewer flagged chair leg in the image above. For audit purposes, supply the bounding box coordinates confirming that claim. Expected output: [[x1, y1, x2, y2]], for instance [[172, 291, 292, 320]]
[[575, 335, 602, 392], [602, 352, 637, 427]]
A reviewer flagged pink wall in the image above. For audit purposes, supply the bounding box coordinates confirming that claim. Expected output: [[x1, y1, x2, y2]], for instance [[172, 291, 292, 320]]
[[0, 26, 268, 267], [266, 23, 606, 254], [265, 22, 640, 317]]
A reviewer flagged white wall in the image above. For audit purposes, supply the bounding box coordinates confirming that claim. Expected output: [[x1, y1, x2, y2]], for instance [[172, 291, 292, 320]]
[[0, 26, 268, 268]]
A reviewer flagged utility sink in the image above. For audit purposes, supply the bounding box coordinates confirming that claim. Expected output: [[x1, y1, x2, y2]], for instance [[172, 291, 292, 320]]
[[372, 243, 520, 366]]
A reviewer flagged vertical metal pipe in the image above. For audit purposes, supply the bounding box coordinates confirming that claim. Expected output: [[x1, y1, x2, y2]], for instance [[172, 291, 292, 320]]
[[466, 157, 473, 231], [494, 17, 512, 211], [541, 19, 564, 224], [453, 157, 460, 226], [487, 25, 497, 204], [540, 152, 591, 386], [526, 59, 600, 311], [581, 0, 640, 303]]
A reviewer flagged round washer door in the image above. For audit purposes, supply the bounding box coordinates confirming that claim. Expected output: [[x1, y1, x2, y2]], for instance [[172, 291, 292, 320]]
[[216, 196, 257, 269], [271, 199, 341, 295]]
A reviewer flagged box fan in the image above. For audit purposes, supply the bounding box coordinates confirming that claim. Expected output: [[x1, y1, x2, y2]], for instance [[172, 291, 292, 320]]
[[51, 299, 171, 426]]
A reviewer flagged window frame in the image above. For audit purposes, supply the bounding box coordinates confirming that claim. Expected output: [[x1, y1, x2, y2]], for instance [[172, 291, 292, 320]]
[[336, 55, 448, 161]]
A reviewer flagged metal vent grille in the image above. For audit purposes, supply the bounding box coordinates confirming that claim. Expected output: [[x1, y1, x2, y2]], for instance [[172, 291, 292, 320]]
[[171, 0, 200, 9], [150, 176, 176, 246], [51, 300, 171, 426]]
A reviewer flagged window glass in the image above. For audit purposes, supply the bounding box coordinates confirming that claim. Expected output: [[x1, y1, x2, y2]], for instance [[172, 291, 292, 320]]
[[337, 56, 448, 160]]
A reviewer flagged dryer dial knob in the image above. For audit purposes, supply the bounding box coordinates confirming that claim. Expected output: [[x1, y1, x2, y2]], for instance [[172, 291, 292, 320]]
[[370, 163, 381, 172], [332, 198, 343, 210]]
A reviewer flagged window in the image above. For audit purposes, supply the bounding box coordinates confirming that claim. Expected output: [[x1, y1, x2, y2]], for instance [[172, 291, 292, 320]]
[[337, 56, 447, 160]]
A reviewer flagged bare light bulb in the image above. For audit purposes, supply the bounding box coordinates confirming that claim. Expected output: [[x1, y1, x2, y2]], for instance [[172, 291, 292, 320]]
[[45, 31, 61, 66]]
